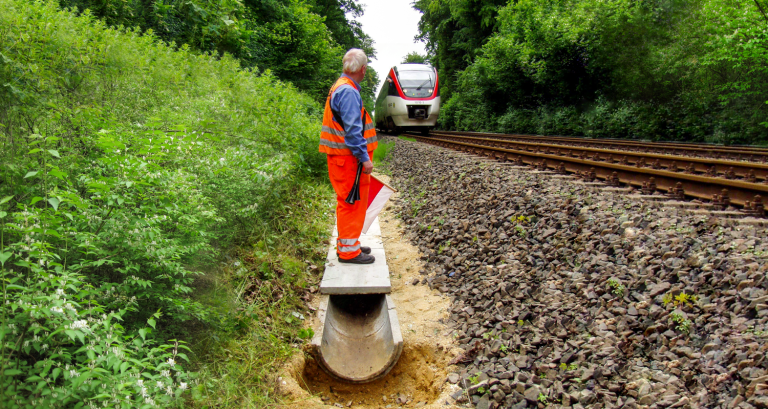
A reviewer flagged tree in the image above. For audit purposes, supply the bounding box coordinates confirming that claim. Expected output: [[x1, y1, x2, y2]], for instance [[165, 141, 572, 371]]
[[402, 52, 430, 64]]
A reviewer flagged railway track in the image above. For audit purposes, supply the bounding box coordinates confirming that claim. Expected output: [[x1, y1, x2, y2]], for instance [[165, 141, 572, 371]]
[[429, 130, 768, 163], [406, 132, 768, 216]]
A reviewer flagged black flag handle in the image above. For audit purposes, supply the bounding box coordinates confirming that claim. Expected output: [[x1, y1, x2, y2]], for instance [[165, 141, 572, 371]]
[[345, 162, 363, 204]]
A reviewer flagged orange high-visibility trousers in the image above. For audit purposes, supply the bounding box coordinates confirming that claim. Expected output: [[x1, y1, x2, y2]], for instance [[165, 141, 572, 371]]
[[327, 152, 374, 260]]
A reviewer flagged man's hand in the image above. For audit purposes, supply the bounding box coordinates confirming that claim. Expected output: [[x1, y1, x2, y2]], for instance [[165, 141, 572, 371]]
[[362, 160, 373, 174]]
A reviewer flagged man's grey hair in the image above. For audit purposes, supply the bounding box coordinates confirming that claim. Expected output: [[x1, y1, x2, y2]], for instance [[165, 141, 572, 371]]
[[343, 49, 368, 74]]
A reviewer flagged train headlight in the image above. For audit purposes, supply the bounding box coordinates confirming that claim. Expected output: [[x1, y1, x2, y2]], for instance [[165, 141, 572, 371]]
[[403, 89, 408, 93]]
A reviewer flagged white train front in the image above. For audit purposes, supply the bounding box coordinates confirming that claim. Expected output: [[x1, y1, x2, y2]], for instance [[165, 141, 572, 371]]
[[374, 64, 440, 134]]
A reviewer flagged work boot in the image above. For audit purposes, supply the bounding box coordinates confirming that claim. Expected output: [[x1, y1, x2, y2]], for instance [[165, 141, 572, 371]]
[[338, 253, 375, 264], [337, 246, 370, 257]]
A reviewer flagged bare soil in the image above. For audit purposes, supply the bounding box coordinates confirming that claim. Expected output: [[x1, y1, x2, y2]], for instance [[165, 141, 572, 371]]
[[277, 173, 463, 409]]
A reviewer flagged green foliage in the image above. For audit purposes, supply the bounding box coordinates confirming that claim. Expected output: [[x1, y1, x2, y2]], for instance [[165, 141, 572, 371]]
[[0, 0, 331, 406], [538, 392, 549, 405], [414, 0, 508, 100], [191, 182, 333, 408], [559, 362, 578, 371], [607, 278, 626, 298], [53, 0, 377, 104], [298, 327, 315, 340], [419, 0, 768, 144], [402, 52, 430, 64], [670, 312, 693, 334], [663, 291, 698, 308], [373, 139, 396, 163]]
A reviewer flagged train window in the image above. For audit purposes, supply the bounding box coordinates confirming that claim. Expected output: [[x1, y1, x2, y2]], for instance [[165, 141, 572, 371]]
[[397, 70, 436, 98], [386, 77, 399, 96]]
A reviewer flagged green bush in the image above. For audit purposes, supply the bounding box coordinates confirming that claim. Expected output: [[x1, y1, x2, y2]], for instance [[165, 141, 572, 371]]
[[0, 0, 328, 406], [425, 0, 768, 144]]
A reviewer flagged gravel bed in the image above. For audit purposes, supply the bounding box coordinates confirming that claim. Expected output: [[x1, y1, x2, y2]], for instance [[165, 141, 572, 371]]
[[386, 138, 768, 409]]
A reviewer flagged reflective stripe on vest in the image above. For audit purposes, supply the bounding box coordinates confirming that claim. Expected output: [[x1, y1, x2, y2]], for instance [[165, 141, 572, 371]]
[[319, 76, 378, 156]]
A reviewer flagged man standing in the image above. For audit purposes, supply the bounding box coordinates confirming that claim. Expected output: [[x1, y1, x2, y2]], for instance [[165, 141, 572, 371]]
[[319, 49, 378, 264]]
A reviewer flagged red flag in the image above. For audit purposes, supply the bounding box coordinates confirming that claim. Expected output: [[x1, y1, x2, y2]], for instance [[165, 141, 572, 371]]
[[363, 175, 396, 234]]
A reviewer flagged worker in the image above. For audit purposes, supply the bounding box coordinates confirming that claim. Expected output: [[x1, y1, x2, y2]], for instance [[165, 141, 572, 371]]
[[319, 48, 379, 264]]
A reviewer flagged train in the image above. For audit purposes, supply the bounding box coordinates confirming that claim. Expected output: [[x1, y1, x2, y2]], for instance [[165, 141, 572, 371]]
[[374, 64, 440, 135]]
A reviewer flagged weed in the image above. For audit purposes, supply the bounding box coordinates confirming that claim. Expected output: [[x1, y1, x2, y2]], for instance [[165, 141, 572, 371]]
[[559, 362, 579, 371], [663, 291, 698, 308], [373, 139, 396, 163], [298, 328, 315, 340], [438, 240, 452, 255], [607, 278, 625, 298], [670, 312, 693, 334], [538, 393, 549, 405]]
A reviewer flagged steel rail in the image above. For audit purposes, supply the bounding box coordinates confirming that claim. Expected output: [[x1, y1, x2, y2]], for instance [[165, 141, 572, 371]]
[[414, 135, 768, 213], [414, 133, 768, 182], [429, 130, 768, 162]]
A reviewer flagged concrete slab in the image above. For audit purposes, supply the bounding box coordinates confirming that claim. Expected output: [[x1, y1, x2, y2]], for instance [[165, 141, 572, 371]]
[[736, 217, 768, 226], [320, 247, 390, 294], [627, 194, 669, 202], [573, 181, 605, 187], [710, 210, 747, 219], [601, 187, 633, 194], [664, 201, 715, 209]]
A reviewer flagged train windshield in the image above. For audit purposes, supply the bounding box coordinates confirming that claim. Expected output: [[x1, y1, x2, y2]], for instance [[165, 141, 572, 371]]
[[397, 70, 436, 98]]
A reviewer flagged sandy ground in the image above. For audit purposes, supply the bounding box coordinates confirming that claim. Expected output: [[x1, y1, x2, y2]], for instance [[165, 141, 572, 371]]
[[277, 173, 464, 409]]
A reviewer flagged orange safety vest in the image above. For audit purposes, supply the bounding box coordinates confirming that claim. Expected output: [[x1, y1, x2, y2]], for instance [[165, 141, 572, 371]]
[[319, 76, 378, 156]]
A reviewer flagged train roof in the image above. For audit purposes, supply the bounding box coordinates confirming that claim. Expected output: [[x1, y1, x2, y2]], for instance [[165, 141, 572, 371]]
[[393, 64, 434, 72]]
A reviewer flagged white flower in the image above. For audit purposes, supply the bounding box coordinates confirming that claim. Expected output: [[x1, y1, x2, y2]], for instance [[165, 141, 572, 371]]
[[179, 382, 187, 391], [69, 369, 78, 378], [156, 381, 163, 388], [71, 320, 89, 330], [51, 307, 64, 314], [136, 379, 144, 386], [167, 358, 175, 367], [56, 289, 65, 296]]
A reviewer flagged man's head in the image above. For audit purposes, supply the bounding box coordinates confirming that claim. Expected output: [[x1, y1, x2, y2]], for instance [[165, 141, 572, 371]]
[[343, 48, 368, 83]]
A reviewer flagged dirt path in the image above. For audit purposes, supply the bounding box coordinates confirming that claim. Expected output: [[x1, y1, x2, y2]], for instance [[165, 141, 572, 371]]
[[277, 173, 463, 409]]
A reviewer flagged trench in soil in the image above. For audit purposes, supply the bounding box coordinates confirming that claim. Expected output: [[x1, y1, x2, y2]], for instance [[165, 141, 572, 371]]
[[278, 173, 463, 409], [297, 342, 448, 407]]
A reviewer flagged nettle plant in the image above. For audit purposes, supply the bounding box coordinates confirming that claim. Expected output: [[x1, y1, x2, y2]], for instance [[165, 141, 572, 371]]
[[0, 131, 217, 406]]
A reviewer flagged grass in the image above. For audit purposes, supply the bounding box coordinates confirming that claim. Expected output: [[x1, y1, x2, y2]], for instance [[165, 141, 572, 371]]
[[399, 136, 418, 142], [188, 181, 334, 408], [374, 139, 397, 163]]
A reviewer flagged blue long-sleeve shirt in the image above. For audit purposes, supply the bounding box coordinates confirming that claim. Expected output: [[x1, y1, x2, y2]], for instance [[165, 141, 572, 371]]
[[330, 74, 370, 163]]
